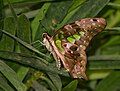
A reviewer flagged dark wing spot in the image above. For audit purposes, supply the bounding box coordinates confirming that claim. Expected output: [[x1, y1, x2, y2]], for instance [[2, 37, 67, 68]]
[[92, 19, 97, 22], [67, 50, 71, 53], [70, 45, 78, 51], [63, 43, 67, 47]]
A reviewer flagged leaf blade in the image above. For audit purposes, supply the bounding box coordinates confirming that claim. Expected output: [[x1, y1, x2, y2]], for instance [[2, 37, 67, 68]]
[[47, 72, 62, 91], [0, 60, 27, 91], [62, 80, 78, 91]]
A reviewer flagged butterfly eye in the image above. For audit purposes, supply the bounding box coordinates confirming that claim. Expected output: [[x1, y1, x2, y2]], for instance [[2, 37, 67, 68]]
[[92, 19, 97, 22]]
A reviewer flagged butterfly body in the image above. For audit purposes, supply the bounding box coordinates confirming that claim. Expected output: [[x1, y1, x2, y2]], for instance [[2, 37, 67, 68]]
[[43, 18, 106, 80]]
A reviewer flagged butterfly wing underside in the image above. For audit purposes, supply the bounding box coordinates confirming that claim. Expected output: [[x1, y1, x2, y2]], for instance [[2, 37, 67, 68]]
[[43, 18, 106, 80]]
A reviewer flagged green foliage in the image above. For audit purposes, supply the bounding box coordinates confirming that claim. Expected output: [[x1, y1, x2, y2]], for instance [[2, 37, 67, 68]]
[[95, 71, 120, 91], [62, 80, 78, 91], [0, 60, 27, 91], [0, 0, 120, 91]]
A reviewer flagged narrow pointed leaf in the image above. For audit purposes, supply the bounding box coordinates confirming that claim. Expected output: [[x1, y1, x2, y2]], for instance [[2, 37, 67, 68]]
[[68, 0, 110, 23], [0, 60, 27, 91], [0, 51, 69, 77], [31, 3, 51, 41], [47, 72, 62, 91], [62, 80, 78, 91], [0, 75, 14, 91], [0, 17, 15, 51], [1, 29, 50, 60]]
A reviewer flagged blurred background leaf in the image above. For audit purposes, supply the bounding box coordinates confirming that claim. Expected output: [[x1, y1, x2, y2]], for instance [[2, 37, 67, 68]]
[[95, 71, 120, 91]]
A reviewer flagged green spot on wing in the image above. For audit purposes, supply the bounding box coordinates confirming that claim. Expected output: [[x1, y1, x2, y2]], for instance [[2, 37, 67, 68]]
[[67, 36, 75, 43], [55, 40, 63, 51], [79, 31, 85, 36], [73, 34, 81, 40]]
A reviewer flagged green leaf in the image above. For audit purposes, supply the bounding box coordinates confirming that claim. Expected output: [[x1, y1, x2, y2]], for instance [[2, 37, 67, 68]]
[[108, 2, 120, 9], [18, 14, 31, 43], [0, 75, 14, 91], [68, 0, 110, 23], [62, 80, 78, 91], [34, 0, 73, 41], [56, 0, 110, 29], [68, 0, 85, 12], [0, 60, 27, 91], [95, 71, 120, 91], [0, 0, 4, 30], [4, 0, 60, 4], [18, 14, 31, 53], [107, 11, 120, 27], [88, 55, 120, 70], [88, 70, 111, 80], [106, 27, 120, 31], [17, 66, 29, 82], [1, 29, 50, 60], [16, 14, 31, 81], [55, 0, 85, 29], [0, 51, 69, 77], [7, 0, 21, 52], [32, 81, 48, 91], [40, 76, 57, 91], [101, 36, 120, 48], [47, 72, 62, 91], [7, 0, 18, 26], [0, 17, 16, 51], [31, 3, 51, 41], [97, 35, 120, 54]]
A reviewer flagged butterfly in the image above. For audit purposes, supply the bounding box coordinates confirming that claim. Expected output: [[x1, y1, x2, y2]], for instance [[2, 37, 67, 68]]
[[43, 18, 106, 80]]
